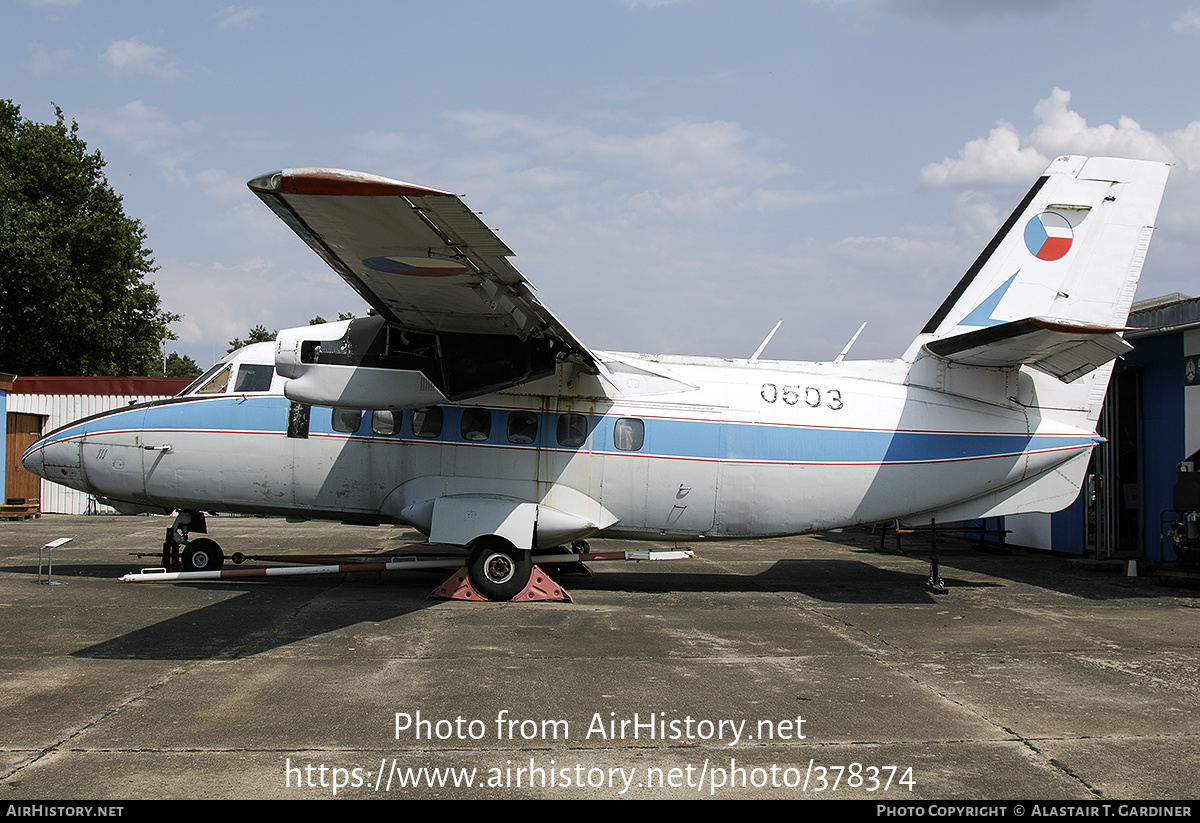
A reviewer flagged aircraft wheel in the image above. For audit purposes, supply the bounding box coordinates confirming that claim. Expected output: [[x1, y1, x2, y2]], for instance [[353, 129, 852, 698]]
[[181, 538, 224, 572], [467, 537, 532, 601]]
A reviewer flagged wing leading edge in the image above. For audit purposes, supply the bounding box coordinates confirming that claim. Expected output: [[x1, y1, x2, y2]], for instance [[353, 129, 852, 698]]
[[248, 168, 597, 399]]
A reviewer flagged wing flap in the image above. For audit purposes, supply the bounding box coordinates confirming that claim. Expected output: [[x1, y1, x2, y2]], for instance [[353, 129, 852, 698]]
[[922, 317, 1132, 383]]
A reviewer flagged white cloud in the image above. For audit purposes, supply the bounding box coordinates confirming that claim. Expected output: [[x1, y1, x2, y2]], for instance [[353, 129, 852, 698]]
[[373, 111, 899, 359], [78, 100, 194, 153], [214, 6, 263, 29], [1171, 7, 1200, 33], [443, 110, 796, 192], [194, 168, 249, 203], [345, 130, 440, 172], [26, 43, 73, 75], [920, 123, 1048, 187], [815, 0, 1080, 20], [226, 130, 290, 155], [212, 256, 269, 272], [618, 0, 690, 7], [922, 88, 1200, 187], [1028, 88, 1175, 162], [102, 38, 182, 79], [76, 101, 202, 184]]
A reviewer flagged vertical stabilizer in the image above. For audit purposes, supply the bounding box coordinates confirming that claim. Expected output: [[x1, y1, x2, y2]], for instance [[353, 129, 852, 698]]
[[906, 156, 1171, 362]]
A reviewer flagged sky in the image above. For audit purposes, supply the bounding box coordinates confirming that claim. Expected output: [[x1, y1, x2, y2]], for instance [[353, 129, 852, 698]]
[[5, 0, 1200, 370]]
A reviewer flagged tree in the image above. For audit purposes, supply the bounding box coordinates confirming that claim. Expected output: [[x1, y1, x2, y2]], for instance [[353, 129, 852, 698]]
[[226, 324, 276, 353], [0, 100, 179, 376], [227, 314, 357, 352], [309, 312, 356, 325], [164, 351, 201, 378]]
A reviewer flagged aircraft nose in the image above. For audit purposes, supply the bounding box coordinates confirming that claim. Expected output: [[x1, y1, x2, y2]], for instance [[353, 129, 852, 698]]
[[23, 435, 81, 484], [21, 441, 46, 479]]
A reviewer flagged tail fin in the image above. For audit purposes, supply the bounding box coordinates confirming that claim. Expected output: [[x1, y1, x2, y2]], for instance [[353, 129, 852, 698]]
[[906, 155, 1171, 367]]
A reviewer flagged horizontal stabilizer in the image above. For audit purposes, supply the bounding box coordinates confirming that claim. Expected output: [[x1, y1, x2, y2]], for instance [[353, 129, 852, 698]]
[[921, 317, 1132, 383]]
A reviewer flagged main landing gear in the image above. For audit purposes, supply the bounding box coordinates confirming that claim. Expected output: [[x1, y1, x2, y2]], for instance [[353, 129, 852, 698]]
[[428, 535, 578, 602], [162, 510, 225, 572], [466, 536, 533, 601]]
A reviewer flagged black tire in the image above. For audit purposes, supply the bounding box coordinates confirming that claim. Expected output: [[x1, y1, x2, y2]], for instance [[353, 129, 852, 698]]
[[181, 537, 224, 572], [467, 537, 532, 601]]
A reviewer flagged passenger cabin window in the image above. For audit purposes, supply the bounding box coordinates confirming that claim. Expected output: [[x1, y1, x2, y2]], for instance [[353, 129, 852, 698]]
[[195, 364, 232, 395], [613, 417, 644, 451], [507, 411, 537, 444], [234, 364, 274, 393], [332, 409, 362, 433], [372, 410, 402, 436], [411, 407, 443, 438], [461, 408, 491, 442], [557, 413, 588, 448]]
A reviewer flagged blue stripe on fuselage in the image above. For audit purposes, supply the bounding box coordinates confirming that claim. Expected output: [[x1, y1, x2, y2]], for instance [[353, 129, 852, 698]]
[[50, 394, 1093, 467]]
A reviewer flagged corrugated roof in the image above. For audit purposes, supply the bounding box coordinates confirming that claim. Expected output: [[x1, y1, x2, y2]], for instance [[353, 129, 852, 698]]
[[10, 376, 192, 396], [1127, 293, 1200, 331]]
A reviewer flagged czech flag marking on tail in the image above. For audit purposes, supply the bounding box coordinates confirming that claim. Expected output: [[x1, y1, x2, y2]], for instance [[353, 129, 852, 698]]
[[1023, 212, 1073, 261]]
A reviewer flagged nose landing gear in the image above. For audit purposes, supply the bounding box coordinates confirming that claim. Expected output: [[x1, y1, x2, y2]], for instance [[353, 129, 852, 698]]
[[162, 510, 224, 572]]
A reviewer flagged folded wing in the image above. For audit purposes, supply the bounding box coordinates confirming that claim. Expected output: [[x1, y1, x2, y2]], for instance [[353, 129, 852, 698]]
[[249, 169, 597, 399]]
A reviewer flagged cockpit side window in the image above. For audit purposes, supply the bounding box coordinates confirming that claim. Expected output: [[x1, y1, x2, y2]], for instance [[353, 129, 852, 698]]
[[182, 362, 226, 395], [195, 364, 232, 395], [233, 364, 275, 393]]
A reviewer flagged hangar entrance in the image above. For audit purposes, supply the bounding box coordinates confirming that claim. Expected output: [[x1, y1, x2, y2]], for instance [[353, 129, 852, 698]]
[[1089, 368, 1143, 560]]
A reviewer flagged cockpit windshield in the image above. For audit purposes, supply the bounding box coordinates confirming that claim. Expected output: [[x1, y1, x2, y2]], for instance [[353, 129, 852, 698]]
[[180, 356, 277, 397]]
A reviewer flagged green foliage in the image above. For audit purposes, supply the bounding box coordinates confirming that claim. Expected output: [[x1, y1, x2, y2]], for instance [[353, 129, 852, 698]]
[[164, 351, 202, 378], [308, 312, 356, 325], [227, 324, 276, 353], [0, 100, 180, 376], [230, 313, 355, 351]]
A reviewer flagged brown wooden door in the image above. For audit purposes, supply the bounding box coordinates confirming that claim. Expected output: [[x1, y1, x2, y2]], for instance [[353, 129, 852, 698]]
[[5, 413, 43, 505]]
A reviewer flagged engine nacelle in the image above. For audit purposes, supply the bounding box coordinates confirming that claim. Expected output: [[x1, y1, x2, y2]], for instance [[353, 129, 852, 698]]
[[275, 318, 447, 409], [283, 363, 446, 409], [276, 313, 560, 404]]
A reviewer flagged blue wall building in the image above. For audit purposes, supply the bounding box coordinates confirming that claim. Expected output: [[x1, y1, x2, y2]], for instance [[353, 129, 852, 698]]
[[1007, 294, 1200, 565]]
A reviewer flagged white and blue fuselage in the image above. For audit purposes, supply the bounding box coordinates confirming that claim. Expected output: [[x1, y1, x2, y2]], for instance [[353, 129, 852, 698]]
[[23, 342, 1100, 547]]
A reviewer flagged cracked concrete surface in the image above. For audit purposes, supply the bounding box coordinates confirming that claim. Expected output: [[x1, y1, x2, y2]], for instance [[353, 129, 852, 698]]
[[1, 516, 1197, 799]]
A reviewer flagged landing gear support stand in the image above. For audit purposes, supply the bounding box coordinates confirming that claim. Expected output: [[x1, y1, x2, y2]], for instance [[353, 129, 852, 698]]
[[926, 519, 948, 595]]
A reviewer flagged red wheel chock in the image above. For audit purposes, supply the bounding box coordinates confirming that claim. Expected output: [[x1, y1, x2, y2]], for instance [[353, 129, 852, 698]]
[[428, 564, 573, 603]]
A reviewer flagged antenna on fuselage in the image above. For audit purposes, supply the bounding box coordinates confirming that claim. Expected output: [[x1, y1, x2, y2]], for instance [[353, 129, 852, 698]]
[[834, 322, 868, 364], [749, 320, 783, 363]]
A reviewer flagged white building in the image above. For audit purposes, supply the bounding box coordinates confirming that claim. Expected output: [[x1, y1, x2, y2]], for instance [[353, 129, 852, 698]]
[[6, 376, 192, 514]]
